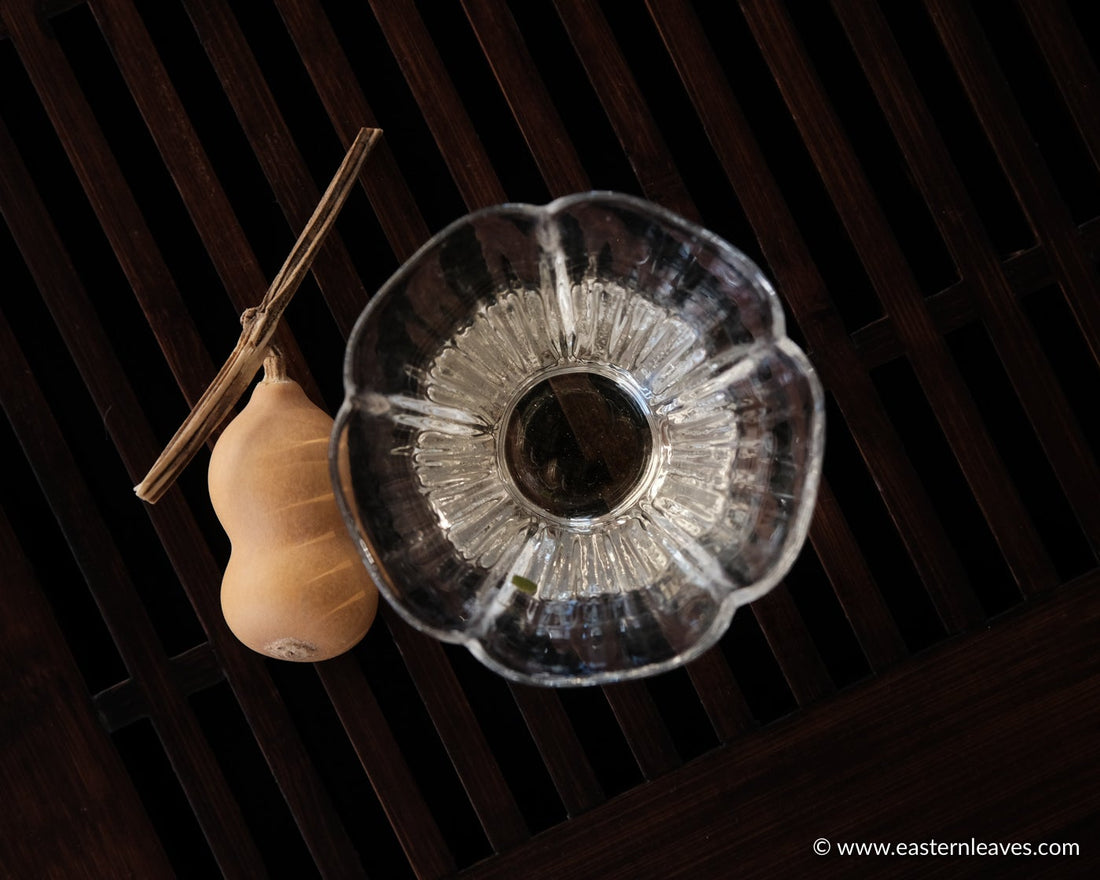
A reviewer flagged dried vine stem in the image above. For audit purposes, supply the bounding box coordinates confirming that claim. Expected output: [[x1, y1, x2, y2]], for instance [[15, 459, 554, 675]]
[[134, 127, 382, 503]]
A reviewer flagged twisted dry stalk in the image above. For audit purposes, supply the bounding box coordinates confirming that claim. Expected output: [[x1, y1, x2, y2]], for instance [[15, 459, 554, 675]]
[[134, 127, 382, 503]]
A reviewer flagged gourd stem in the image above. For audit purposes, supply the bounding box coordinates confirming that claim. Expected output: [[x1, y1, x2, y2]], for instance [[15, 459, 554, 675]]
[[262, 346, 289, 383], [133, 127, 383, 503]]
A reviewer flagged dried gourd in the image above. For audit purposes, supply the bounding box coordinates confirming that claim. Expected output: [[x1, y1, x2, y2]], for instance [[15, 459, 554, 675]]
[[208, 354, 378, 661]]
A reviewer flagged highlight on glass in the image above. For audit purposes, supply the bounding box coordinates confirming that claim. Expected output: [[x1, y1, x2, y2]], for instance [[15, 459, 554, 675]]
[[332, 192, 824, 686]]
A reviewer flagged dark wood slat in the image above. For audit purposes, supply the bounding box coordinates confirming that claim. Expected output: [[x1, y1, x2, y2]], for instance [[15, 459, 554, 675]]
[[551, 0, 694, 217], [0, 309, 270, 880], [0, 0, 214, 407], [318, 655, 457, 880], [807, 483, 907, 673], [554, 0, 839, 716], [189, 0, 536, 844], [1018, 0, 1100, 191], [0, 119, 372, 880], [271, 0, 430, 262], [0, 0, 80, 39], [507, 683, 605, 816], [645, 0, 985, 633], [461, 567, 1100, 879], [90, 0, 487, 863], [739, 0, 1059, 596], [832, 0, 1100, 554], [253, 0, 572, 844], [84, 0, 322, 404], [273, 0, 581, 843], [600, 681, 682, 779], [367, 0, 505, 210], [923, 0, 1100, 369], [749, 587, 837, 706], [459, 0, 590, 195], [95, 642, 224, 732], [178, 0, 370, 339], [850, 215, 1100, 368], [683, 648, 757, 739], [0, 507, 175, 879], [271, 0, 612, 802], [382, 615, 531, 851], [462, 0, 752, 743], [363, 0, 682, 790]]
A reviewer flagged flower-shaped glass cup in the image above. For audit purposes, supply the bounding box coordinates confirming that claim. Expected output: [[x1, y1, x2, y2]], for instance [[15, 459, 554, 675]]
[[332, 192, 824, 686]]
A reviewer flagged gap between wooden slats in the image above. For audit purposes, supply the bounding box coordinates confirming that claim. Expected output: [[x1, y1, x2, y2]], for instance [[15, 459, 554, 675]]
[[95, 642, 223, 732], [923, 0, 1100, 370], [831, 0, 1100, 555], [547, 0, 837, 706], [0, 309, 270, 880], [738, 0, 1059, 597], [167, 0, 531, 851], [805, 483, 907, 673], [270, 0, 429, 262], [84, 0, 322, 405], [174, 0, 369, 340], [0, 508, 176, 879], [1, 0, 212, 407], [67, 0, 522, 864], [460, 0, 755, 741], [361, 0, 686, 783], [1019, 0, 1100, 174], [0, 111, 377, 880], [77, 5, 472, 868], [30, 0, 457, 871], [272, 0, 606, 828], [459, 0, 589, 195], [644, 0, 984, 635], [852, 217, 1100, 367], [318, 654, 457, 880]]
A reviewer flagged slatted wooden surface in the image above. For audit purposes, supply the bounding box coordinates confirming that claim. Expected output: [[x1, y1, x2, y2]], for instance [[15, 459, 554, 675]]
[[1, 1, 1098, 877]]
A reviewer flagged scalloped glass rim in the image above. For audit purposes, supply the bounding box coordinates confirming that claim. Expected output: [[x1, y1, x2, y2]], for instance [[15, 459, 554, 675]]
[[331, 191, 824, 686]]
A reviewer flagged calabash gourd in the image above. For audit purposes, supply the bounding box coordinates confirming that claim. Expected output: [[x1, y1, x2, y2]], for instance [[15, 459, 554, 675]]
[[208, 358, 378, 661]]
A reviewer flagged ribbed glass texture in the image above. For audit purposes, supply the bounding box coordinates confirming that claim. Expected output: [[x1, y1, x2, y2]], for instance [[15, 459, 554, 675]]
[[332, 193, 824, 685]]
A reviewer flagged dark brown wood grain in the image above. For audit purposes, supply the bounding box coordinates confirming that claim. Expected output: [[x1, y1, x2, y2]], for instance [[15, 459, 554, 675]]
[[461, 569, 1100, 879], [508, 681, 607, 817], [646, 0, 985, 634], [318, 654, 457, 880], [364, 0, 687, 791], [750, 587, 837, 705], [1019, 0, 1100, 174], [463, 0, 754, 744], [553, 0, 694, 219], [94, 642, 223, 732], [0, 111, 369, 879], [923, 0, 1100, 369], [850, 215, 1100, 368], [382, 613, 532, 852], [2, 0, 1098, 876], [739, 0, 1058, 598], [0, 508, 174, 879], [85, 0, 322, 403], [805, 483, 907, 673], [179, 0, 371, 339], [367, 0, 505, 210], [0, 308, 271, 879], [460, 0, 590, 195], [0, 0, 216, 406], [831, 0, 1100, 554], [272, 0, 431, 262]]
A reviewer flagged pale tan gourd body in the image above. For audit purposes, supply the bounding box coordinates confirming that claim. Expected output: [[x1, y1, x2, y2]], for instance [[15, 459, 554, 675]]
[[208, 374, 378, 661]]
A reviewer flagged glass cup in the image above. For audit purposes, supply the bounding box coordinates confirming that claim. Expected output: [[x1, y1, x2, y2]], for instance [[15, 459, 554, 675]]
[[332, 192, 824, 686]]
